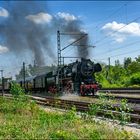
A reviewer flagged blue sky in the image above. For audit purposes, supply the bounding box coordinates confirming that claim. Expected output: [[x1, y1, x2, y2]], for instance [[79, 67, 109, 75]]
[[0, 1, 140, 78]]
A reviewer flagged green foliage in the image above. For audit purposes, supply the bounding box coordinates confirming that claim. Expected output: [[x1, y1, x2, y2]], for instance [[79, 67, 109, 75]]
[[95, 56, 140, 88], [10, 82, 25, 96], [65, 106, 77, 120], [124, 57, 132, 69], [88, 103, 100, 116], [10, 82, 28, 102], [50, 130, 75, 140], [119, 99, 132, 125], [88, 93, 132, 125], [130, 73, 140, 85], [127, 61, 140, 74]]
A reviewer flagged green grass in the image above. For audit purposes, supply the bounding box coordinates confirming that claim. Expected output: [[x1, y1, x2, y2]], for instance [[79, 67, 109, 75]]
[[0, 96, 139, 139]]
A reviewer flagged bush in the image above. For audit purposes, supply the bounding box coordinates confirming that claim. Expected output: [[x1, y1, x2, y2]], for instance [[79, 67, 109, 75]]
[[8, 82, 31, 114], [10, 82, 28, 102], [10, 82, 25, 96], [130, 73, 140, 85]]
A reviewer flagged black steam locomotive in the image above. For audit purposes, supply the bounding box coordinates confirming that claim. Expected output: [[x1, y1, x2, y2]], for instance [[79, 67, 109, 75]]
[[18, 58, 102, 96]]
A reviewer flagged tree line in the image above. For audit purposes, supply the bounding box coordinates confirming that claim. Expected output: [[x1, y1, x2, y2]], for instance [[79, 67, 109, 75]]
[[95, 56, 140, 88]]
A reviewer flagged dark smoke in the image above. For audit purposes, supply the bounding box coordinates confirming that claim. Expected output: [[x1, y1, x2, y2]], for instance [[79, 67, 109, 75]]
[[0, 1, 53, 66], [53, 18, 89, 58], [64, 21, 89, 58], [0, 1, 89, 66]]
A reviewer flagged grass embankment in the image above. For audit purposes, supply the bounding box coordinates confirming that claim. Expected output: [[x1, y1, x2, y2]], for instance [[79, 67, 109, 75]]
[[0, 98, 139, 139], [0, 82, 139, 139]]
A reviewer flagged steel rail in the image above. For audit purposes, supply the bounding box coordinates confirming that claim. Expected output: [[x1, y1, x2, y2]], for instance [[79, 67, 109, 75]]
[[99, 88, 140, 94]]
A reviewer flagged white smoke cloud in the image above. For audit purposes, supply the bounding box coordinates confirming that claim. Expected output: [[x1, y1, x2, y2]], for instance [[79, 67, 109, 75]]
[[0, 7, 9, 17], [26, 12, 53, 24], [102, 21, 140, 43], [0, 45, 9, 54], [57, 12, 77, 21], [26, 12, 78, 25]]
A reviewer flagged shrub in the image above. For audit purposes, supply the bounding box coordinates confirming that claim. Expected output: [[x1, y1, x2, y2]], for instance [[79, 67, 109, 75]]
[[10, 82, 25, 96], [9, 82, 31, 114], [10, 82, 28, 102], [119, 99, 132, 125], [130, 73, 140, 85]]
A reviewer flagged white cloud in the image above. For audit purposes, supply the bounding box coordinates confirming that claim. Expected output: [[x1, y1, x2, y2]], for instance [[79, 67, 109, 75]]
[[26, 12, 52, 24], [57, 12, 77, 21], [102, 21, 140, 43], [0, 7, 9, 17], [0, 45, 9, 54]]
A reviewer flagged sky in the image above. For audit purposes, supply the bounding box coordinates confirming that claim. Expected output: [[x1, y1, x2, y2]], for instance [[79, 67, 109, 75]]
[[0, 1, 140, 78]]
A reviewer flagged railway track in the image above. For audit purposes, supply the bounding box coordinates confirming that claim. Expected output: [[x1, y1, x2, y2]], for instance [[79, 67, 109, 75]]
[[98, 88, 140, 103], [99, 88, 140, 94], [30, 96, 140, 124], [2, 89, 140, 104], [95, 94, 140, 104], [1, 88, 140, 103]]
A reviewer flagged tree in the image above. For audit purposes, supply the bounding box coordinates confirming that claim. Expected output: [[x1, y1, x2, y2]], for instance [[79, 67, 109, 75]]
[[115, 59, 120, 66], [127, 61, 140, 74], [124, 57, 132, 69], [130, 73, 140, 85], [15, 67, 29, 80], [135, 55, 140, 62]]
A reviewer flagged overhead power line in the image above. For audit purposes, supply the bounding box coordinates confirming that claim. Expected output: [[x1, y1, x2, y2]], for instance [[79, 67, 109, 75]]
[[98, 48, 140, 61], [93, 3, 129, 30], [94, 15, 140, 46], [95, 40, 140, 57]]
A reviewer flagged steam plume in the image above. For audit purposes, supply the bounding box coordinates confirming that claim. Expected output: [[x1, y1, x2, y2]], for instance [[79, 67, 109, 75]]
[[0, 1, 90, 66]]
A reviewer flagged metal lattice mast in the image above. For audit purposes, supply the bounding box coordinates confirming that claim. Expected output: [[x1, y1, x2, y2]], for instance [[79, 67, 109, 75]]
[[57, 30, 62, 91], [57, 30, 61, 67]]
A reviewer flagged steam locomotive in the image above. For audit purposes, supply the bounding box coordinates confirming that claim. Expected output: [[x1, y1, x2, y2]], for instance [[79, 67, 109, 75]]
[[17, 58, 102, 96]]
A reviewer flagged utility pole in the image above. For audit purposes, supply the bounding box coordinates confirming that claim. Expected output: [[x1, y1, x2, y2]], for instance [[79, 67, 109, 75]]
[[108, 57, 111, 83], [0, 70, 4, 96], [23, 62, 26, 90], [108, 57, 110, 73]]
